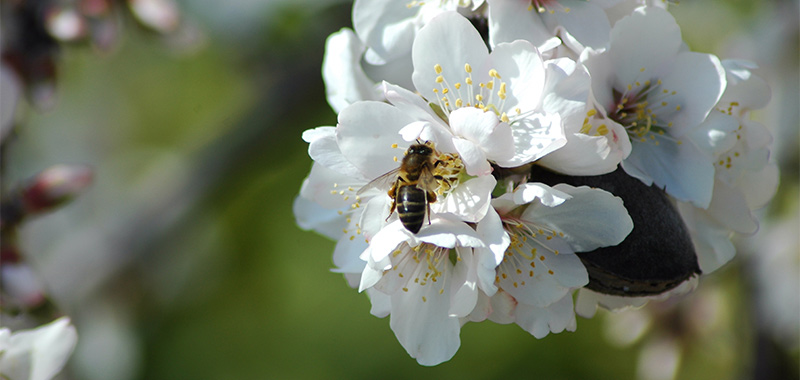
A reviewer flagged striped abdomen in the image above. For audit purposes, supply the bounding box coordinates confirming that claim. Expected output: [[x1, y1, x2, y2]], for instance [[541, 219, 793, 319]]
[[396, 185, 427, 234]]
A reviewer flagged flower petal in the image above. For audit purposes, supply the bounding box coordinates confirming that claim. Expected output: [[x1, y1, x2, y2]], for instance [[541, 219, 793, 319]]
[[322, 28, 380, 113], [514, 293, 577, 338], [337, 101, 413, 179], [412, 12, 489, 103], [522, 184, 634, 251]]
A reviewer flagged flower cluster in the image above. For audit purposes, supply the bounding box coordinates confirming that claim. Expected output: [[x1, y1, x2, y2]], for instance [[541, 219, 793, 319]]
[[295, 0, 776, 365]]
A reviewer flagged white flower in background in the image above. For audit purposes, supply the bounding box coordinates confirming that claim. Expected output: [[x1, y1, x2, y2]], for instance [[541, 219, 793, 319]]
[[0, 317, 78, 380], [487, 0, 622, 54], [583, 6, 727, 208], [358, 212, 506, 365], [677, 60, 778, 273], [470, 182, 633, 337]]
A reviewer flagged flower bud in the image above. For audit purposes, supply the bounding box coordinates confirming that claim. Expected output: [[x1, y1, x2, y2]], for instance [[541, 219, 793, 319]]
[[21, 164, 93, 214]]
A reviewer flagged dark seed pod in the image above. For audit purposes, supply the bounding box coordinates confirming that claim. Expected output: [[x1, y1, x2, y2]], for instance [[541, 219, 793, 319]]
[[529, 166, 701, 296]]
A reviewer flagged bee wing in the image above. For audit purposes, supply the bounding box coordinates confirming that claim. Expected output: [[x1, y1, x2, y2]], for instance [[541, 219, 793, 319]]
[[415, 165, 439, 193], [357, 167, 400, 195]]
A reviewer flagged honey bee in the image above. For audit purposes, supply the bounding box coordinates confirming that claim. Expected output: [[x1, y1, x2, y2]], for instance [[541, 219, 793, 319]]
[[359, 141, 442, 234]]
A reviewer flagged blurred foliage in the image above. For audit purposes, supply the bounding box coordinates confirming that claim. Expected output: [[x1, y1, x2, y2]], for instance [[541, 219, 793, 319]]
[[7, 0, 797, 379]]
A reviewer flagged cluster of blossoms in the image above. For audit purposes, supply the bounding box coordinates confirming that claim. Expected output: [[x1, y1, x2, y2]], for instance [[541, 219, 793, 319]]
[[295, 0, 777, 365]]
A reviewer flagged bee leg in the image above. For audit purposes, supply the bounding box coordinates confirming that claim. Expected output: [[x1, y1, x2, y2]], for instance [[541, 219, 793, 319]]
[[426, 191, 437, 226], [386, 179, 400, 222]]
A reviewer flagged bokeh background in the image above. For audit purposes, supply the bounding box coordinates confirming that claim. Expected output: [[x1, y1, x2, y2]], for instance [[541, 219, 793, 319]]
[[3, 0, 798, 379]]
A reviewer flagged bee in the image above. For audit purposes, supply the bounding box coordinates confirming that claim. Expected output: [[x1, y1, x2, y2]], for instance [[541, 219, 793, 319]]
[[359, 141, 442, 234]]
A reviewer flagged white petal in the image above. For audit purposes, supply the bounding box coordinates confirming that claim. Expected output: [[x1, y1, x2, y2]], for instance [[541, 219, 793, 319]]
[[332, 233, 369, 274], [353, 0, 417, 64], [449, 107, 515, 163], [322, 29, 380, 113], [610, 6, 681, 87], [555, 0, 612, 50], [297, 162, 363, 210], [502, 112, 567, 166], [293, 193, 347, 240], [536, 131, 624, 175], [514, 293, 577, 338], [511, 182, 571, 207], [706, 180, 758, 234], [476, 206, 510, 267], [2, 317, 78, 380], [689, 111, 739, 158], [487, 0, 560, 51], [523, 184, 634, 251], [389, 274, 461, 366], [540, 58, 590, 121], [416, 214, 486, 249], [452, 137, 491, 176], [487, 289, 517, 324], [498, 237, 586, 308], [303, 126, 365, 180], [448, 247, 479, 317], [720, 59, 771, 111], [657, 52, 726, 137], [485, 40, 546, 113], [622, 137, 715, 208], [433, 175, 496, 223], [412, 12, 489, 103], [366, 288, 392, 318], [337, 101, 412, 179]]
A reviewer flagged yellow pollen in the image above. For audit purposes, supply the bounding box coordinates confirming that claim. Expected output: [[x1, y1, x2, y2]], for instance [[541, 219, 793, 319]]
[[539, 255, 545, 261], [465, 78, 473, 85], [586, 109, 597, 117], [489, 69, 500, 78], [465, 63, 472, 73], [675, 105, 682, 111], [454, 83, 461, 89], [456, 99, 463, 107], [501, 113, 509, 123], [436, 75, 444, 83], [596, 124, 609, 136], [391, 143, 398, 148], [393, 156, 398, 162], [434, 64, 442, 74], [640, 67, 646, 72], [548, 270, 554, 275]]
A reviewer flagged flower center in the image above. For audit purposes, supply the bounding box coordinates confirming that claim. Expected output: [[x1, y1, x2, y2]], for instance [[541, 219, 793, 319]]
[[496, 218, 565, 288], [607, 68, 684, 146], [714, 102, 744, 172], [389, 243, 455, 301], [430, 63, 516, 124]]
